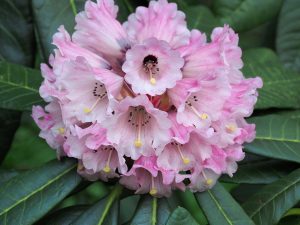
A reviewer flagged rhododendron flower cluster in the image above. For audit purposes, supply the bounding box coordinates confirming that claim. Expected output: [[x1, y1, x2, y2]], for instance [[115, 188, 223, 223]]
[[32, 0, 262, 197]]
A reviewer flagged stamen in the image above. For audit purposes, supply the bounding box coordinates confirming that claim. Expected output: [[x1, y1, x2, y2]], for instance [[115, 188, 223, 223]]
[[134, 109, 143, 148], [103, 149, 113, 173], [190, 105, 208, 120], [202, 171, 213, 185], [143, 55, 158, 85], [83, 97, 102, 114], [149, 176, 158, 196], [58, 127, 65, 134], [176, 143, 190, 165], [226, 124, 237, 133]]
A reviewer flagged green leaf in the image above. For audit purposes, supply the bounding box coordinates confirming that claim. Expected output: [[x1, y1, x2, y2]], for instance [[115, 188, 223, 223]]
[[185, 6, 221, 34], [212, 0, 282, 32], [0, 109, 20, 163], [175, 190, 207, 225], [0, 159, 81, 225], [166, 207, 199, 225], [0, 61, 43, 111], [131, 196, 171, 225], [36, 205, 88, 225], [221, 160, 298, 184], [120, 195, 140, 224], [32, 0, 86, 59], [195, 182, 255, 225], [115, 0, 138, 22], [72, 185, 122, 225], [2, 113, 56, 169], [0, 169, 19, 186], [242, 48, 300, 109], [0, 0, 34, 66], [242, 168, 300, 225], [276, 0, 300, 72], [245, 114, 300, 163]]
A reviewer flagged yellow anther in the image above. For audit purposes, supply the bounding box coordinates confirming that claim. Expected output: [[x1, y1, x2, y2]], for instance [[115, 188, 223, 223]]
[[206, 179, 213, 185], [226, 124, 236, 133], [182, 157, 190, 165], [103, 166, 111, 173], [150, 77, 156, 85], [200, 113, 208, 120], [58, 127, 65, 134], [134, 140, 142, 148], [83, 107, 92, 114], [149, 188, 158, 196]]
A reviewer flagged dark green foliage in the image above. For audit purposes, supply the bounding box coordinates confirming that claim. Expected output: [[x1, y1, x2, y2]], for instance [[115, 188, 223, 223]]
[[0, 1, 300, 225]]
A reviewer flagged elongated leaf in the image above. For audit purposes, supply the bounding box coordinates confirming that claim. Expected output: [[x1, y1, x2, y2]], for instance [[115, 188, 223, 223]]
[[221, 160, 298, 184], [36, 205, 88, 225], [0, 159, 81, 225], [72, 185, 122, 225], [245, 114, 300, 163], [0, 0, 34, 66], [32, 0, 86, 59], [276, 0, 300, 72], [195, 182, 255, 225], [115, 0, 139, 22], [243, 168, 300, 225], [0, 61, 43, 111], [131, 196, 171, 225], [120, 195, 140, 224], [212, 0, 282, 32], [0, 169, 19, 186], [242, 48, 300, 109], [166, 207, 199, 225], [185, 6, 221, 34], [0, 109, 20, 162]]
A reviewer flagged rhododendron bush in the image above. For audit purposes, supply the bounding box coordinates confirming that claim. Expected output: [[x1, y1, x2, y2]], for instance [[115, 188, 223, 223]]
[[0, 0, 300, 225]]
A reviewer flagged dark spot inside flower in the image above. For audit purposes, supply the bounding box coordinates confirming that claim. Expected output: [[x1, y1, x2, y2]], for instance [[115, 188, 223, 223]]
[[143, 55, 158, 65]]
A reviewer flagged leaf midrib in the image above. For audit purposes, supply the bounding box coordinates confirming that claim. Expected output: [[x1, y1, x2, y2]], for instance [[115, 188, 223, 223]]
[[207, 189, 233, 225], [0, 164, 76, 216], [255, 137, 300, 143], [0, 80, 39, 93], [247, 173, 300, 218]]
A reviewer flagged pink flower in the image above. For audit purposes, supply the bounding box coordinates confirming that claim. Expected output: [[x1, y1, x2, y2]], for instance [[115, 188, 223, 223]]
[[32, 0, 262, 197], [103, 95, 171, 159], [120, 156, 187, 197], [123, 38, 184, 95]]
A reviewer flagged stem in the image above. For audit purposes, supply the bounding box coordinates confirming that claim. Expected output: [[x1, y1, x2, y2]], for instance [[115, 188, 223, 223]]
[[97, 184, 123, 225], [151, 197, 157, 225], [70, 0, 77, 16]]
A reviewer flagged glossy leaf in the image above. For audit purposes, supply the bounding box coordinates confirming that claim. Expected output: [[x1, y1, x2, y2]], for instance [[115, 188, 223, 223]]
[[32, 0, 86, 59], [0, 159, 81, 225], [72, 185, 122, 225], [0, 61, 43, 111], [242, 48, 300, 109], [195, 182, 255, 225], [212, 0, 282, 32], [185, 6, 221, 34], [221, 160, 298, 184], [0, 0, 34, 66], [243, 168, 300, 225], [36, 205, 88, 225], [0, 169, 19, 186], [245, 114, 300, 163], [131, 196, 171, 225], [115, 0, 139, 22], [166, 207, 199, 225], [276, 0, 300, 72], [0, 109, 21, 163]]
